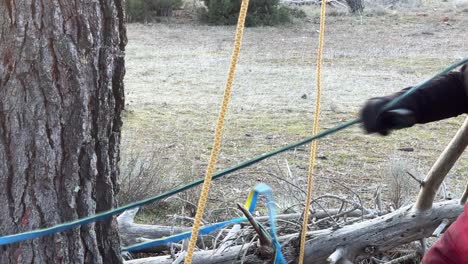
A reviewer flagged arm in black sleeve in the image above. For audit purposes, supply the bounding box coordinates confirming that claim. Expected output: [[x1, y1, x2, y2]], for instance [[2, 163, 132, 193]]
[[361, 64, 468, 135]]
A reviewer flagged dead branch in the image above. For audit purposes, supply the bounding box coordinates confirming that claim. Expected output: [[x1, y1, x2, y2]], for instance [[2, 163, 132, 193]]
[[216, 224, 241, 253], [117, 207, 191, 247], [327, 246, 352, 264], [460, 183, 468, 204], [172, 251, 186, 264], [419, 238, 428, 253], [124, 244, 254, 264], [373, 185, 383, 212], [237, 204, 271, 247], [432, 218, 449, 237], [405, 171, 424, 187]]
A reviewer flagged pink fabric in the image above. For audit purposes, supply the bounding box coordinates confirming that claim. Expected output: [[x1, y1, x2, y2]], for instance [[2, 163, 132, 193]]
[[422, 203, 468, 263]]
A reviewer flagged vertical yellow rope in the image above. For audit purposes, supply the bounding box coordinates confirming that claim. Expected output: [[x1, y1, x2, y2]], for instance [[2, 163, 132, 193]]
[[184, 0, 250, 263], [298, 1, 327, 263]]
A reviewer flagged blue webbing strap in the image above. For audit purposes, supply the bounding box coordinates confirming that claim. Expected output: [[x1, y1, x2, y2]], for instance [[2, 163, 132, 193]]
[[123, 183, 286, 264]]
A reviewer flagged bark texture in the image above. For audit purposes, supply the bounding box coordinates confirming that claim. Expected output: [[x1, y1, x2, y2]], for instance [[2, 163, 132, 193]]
[[0, 1, 126, 263]]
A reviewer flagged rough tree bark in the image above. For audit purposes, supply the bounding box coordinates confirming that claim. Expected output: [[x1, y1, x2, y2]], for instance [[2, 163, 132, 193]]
[[0, 1, 126, 263]]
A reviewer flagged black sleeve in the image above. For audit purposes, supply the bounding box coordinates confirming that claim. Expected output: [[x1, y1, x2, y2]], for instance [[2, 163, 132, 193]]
[[395, 68, 468, 124]]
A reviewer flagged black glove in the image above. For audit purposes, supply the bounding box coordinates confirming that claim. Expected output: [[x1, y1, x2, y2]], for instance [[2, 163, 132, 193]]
[[361, 68, 468, 135]]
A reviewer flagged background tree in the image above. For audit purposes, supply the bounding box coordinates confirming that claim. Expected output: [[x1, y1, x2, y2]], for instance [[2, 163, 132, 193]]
[[0, 1, 126, 263], [200, 0, 293, 26], [345, 0, 364, 13]]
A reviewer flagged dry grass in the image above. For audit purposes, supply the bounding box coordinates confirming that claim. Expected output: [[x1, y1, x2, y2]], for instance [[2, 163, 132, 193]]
[[121, 2, 468, 225]]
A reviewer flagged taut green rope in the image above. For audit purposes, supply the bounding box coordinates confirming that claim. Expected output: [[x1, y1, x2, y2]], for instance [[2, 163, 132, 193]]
[[0, 58, 466, 246]]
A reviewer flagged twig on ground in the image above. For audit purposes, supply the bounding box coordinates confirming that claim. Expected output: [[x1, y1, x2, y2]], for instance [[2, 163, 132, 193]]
[[327, 246, 352, 264], [374, 185, 383, 213], [172, 251, 186, 264], [419, 238, 428, 253], [309, 199, 340, 227], [314, 194, 363, 211], [240, 235, 258, 264], [313, 206, 360, 226], [319, 176, 365, 221], [439, 181, 451, 200], [432, 218, 450, 237], [167, 214, 208, 225], [383, 252, 419, 264], [216, 224, 242, 253], [277, 219, 302, 229]]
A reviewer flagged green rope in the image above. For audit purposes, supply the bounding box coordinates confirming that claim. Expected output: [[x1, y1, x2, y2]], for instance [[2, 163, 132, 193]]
[[0, 58, 466, 246]]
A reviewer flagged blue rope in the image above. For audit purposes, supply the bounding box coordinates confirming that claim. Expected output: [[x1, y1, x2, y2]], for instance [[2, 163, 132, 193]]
[[254, 183, 287, 264], [0, 58, 466, 248], [123, 183, 287, 264]]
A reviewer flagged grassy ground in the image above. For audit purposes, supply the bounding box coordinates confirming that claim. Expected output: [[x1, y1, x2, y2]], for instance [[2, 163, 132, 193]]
[[121, 3, 468, 224]]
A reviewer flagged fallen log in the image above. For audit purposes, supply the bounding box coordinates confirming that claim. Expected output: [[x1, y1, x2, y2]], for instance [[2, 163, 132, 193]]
[[125, 244, 251, 264], [118, 207, 191, 246], [123, 200, 463, 263], [118, 207, 370, 247], [301, 200, 463, 263]]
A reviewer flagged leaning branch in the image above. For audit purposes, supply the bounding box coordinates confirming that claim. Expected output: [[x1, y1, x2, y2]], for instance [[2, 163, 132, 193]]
[[414, 117, 468, 211]]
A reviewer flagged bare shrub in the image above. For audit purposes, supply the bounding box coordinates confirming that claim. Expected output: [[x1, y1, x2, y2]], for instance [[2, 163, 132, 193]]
[[125, 0, 184, 22], [117, 144, 203, 224], [363, 5, 388, 16], [369, 0, 423, 8], [118, 148, 175, 206], [385, 157, 420, 209], [327, 8, 349, 16]]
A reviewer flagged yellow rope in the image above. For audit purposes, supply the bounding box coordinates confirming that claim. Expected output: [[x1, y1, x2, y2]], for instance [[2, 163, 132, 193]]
[[184, 0, 250, 263], [298, 1, 327, 263]]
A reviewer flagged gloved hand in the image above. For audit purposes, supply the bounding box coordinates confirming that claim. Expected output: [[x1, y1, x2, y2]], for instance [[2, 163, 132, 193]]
[[361, 67, 468, 135], [361, 89, 416, 135]]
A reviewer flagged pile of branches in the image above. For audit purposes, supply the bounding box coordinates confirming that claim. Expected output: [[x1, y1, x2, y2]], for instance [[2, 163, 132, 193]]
[[118, 118, 468, 263]]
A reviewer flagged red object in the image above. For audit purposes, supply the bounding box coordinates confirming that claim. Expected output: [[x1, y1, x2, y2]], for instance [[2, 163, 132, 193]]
[[422, 203, 468, 263]]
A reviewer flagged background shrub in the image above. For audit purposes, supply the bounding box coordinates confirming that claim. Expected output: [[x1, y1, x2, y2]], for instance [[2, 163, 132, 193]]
[[200, 0, 295, 26], [126, 0, 184, 22]]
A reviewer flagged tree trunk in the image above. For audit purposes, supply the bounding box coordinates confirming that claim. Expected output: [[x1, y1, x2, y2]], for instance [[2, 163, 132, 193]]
[[0, 1, 126, 263], [345, 0, 364, 13]]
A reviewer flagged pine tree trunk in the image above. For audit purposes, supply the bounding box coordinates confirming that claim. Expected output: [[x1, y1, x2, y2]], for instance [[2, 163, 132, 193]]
[[0, 1, 126, 263], [345, 0, 364, 13]]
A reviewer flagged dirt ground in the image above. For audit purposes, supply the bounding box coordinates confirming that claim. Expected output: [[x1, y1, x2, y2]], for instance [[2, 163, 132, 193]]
[[121, 2, 468, 223]]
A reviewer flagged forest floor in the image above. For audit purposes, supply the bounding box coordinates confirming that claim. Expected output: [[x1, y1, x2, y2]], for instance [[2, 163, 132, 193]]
[[121, 2, 468, 224]]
